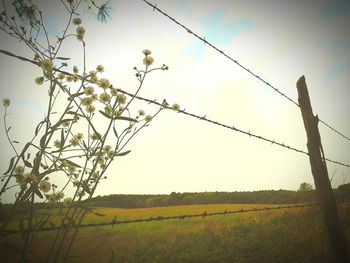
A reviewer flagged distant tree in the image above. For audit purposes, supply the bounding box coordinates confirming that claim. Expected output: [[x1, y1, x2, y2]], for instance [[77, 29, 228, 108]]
[[298, 182, 314, 192]]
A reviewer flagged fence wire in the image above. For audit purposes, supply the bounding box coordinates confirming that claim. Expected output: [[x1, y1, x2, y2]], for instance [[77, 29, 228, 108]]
[[0, 203, 319, 236], [0, 48, 349, 169], [119, 88, 350, 169], [141, 0, 350, 144]]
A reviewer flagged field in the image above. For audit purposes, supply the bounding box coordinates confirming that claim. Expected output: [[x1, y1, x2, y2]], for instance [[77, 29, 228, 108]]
[[1, 203, 350, 262]]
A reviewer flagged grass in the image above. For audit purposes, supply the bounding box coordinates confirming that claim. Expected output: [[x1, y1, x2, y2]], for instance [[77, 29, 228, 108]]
[[1, 203, 349, 262]]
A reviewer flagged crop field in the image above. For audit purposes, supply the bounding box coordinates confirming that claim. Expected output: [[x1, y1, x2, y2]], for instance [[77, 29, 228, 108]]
[[1, 203, 350, 262]]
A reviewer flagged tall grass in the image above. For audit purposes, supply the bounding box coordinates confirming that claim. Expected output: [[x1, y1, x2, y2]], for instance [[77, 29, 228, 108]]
[[1, 203, 349, 262]]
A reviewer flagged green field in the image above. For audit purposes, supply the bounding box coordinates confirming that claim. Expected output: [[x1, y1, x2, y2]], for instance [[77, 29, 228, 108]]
[[1, 203, 350, 262]]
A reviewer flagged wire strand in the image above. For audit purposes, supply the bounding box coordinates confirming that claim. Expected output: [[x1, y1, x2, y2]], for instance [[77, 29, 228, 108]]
[[140, 0, 350, 144]]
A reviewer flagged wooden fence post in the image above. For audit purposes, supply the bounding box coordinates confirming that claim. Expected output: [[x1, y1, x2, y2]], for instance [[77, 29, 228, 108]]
[[296, 75, 348, 262]]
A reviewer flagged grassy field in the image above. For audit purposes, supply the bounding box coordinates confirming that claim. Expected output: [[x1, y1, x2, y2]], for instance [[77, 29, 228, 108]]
[[1, 203, 350, 262]]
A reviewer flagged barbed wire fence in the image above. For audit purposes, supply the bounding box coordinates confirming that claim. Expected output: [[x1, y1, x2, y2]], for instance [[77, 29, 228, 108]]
[[0, 203, 321, 237], [0, 0, 350, 243], [1, 48, 348, 169], [140, 0, 350, 144]]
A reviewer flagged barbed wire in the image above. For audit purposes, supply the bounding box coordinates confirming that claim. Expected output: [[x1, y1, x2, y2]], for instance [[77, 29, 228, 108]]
[[0, 48, 349, 168], [0, 203, 320, 236], [118, 88, 350, 168], [140, 0, 350, 144]]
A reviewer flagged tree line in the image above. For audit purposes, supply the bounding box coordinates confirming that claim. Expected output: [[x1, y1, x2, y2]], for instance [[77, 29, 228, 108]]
[[81, 183, 350, 208]]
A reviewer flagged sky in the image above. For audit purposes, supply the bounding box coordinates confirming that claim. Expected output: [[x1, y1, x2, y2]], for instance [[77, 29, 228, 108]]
[[0, 0, 350, 203]]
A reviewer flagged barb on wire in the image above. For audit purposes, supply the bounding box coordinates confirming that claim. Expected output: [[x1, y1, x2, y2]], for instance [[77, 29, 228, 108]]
[[0, 48, 349, 169], [118, 88, 350, 169], [0, 203, 319, 237], [140, 0, 350, 144]]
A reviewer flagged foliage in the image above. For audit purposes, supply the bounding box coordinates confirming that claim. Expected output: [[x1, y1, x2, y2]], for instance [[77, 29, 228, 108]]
[[1, 203, 349, 262], [0, 0, 172, 261], [298, 182, 314, 192]]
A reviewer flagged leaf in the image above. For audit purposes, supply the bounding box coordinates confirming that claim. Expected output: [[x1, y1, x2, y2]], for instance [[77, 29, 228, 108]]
[[115, 116, 138, 122], [35, 120, 45, 136], [12, 140, 19, 144], [7, 126, 11, 132], [56, 57, 70, 60], [60, 159, 82, 168], [99, 111, 138, 122], [60, 129, 64, 151], [113, 127, 118, 138], [35, 188, 43, 199], [99, 110, 112, 119], [116, 150, 131, 157], [40, 135, 46, 149], [52, 118, 74, 129], [4, 156, 16, 175], [23, 160, 33, 168]]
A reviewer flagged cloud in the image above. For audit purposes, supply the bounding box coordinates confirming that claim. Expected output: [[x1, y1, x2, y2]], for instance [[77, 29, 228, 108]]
[[181, 9, 253, 59], [322, 0, 350, 20], [323, 62, 350, 82]]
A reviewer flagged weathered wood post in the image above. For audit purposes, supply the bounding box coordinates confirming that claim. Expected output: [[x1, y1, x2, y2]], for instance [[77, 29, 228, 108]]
[[296, 75, 348, 262]]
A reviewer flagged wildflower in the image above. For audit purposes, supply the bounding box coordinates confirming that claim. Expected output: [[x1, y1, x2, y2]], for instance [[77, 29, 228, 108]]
[[99, 93, 111, 103], [97, 156, 104, 165], [142, 49, 151, 56], [35, 77, 44, 85], [110, 88, 118, 96], [172, 103, 180, 111], [40, 59, 53, 71], [76, 133, 83, 140], [98, 78, 110, 89], [61, 160, 68, 167], [39, 180, 51, 193], [143, 56, 154, 66], [104, 105, 113, 115], [47, 194, 57, 203], [54, 139, 62, 148], [15, 175, 24, 185], [76, 26, 85, 41], [73, 65, 79, 74], [58, 73, 65, 80], [24, 173, 38, 183], [73, 74, 79, 82], [91, 132, 101, 141], [69, 136, 80, 146], [96, 65, 104, 73], [90, 75, 98, 84], [91, 93, 98, 101], [81, 97, 93, 106], [107, 150, 114, 158], [66, 75, 73, 82], [117, 94, 127, 104], [84, 86, 94, 95], [14, 165, 24, 175], [72, 17, 81, 25], [63, 197, 73, 206], [138, 109, 145, 116], [103, 145, 112, 153], [145, 115, 152, 122], [56, 192, 64, 199], [62, 121, 70, 127], [89, 70, 97, 79], [68, 164, 76, 174], [91, 171, 100, 180], [2, 98, 10, 107], [86, 105, 96, 113]]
